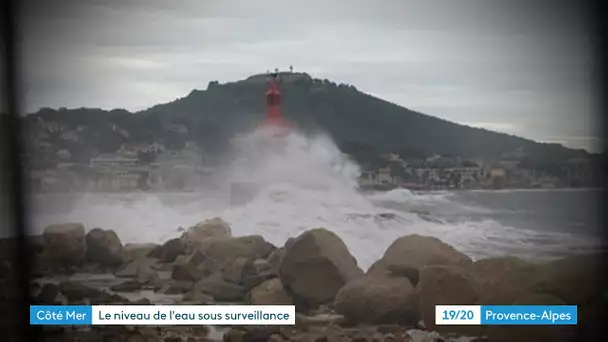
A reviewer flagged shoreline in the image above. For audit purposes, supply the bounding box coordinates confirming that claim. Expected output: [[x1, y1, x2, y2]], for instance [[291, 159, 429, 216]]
[[24, 186, 603, 196], [1, 219, 603, 341]]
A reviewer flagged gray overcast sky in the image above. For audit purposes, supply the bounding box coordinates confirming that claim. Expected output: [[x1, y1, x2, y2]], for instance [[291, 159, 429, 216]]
[[16, 0, 602, 152]]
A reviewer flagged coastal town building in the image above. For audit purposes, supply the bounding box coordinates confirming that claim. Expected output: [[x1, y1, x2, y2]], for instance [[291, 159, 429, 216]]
[[152, 141, 209, 190], [90, 154, 139, 168]]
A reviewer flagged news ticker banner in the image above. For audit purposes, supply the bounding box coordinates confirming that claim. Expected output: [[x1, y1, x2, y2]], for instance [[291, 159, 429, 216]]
[[31, 305, 296, 325], [435, 305, 577, 325], [30, 305, 577, 326]]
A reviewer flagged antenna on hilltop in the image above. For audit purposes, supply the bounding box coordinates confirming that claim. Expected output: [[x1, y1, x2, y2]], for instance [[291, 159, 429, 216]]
[[289, 65, 293, 73]]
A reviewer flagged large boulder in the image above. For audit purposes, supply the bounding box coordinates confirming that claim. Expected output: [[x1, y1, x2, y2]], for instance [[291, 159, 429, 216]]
[[148, 238, 185, 263], [192, 274, 246, 302], [200, 235, 276, 283], [85, 228, 123, 267], [534, 253, 603, 305], [223, 257, 258, 285], [114, 257, 157, 283], [201, 235, 275, 264], [58, 281, 104, 301], [334, 275, 420, 325], [417, 266, 479, 332], [475, 254, 603, 306], [181, 217, 232, 252], [171, 250, 219, 282], [278, 228, 364, 310], [367, 235, 471, 282], [471, 256, 542, 305], [42, 223, 87, 268], [249, 278, 294, 305]]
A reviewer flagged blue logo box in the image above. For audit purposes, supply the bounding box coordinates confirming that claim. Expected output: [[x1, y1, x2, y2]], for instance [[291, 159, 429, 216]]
[[30, 306, 92, 325], [480, 305, 577, 325]]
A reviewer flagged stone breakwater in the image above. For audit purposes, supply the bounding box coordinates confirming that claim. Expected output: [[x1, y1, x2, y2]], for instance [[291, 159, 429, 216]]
[[0, 218, 604, 342]]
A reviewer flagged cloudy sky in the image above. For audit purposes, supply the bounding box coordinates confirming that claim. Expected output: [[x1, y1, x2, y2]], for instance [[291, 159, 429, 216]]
[[16, 0, 602, 152]]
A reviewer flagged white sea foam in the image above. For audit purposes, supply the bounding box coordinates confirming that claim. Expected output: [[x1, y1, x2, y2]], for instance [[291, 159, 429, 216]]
[[22, 127, 602, 269]]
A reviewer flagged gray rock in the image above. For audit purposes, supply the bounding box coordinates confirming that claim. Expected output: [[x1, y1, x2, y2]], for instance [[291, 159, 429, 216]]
[[279, 228, 364, 310], [249, 278, 293, 305], [85, 228, 123, 267], [335, 274, 420, 326], [193, 274, 246, 302], [42, 223, 87, 268]]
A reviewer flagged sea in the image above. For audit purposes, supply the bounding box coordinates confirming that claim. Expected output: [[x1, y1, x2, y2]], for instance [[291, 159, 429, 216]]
[[3, 127, 604, 270]]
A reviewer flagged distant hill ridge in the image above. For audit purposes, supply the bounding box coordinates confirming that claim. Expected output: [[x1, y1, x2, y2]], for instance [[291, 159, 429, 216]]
[[22, 72, 589, 166]]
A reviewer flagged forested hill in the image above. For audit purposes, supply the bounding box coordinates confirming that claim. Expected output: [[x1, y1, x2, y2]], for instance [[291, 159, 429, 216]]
[[22, 72, 588, 164]]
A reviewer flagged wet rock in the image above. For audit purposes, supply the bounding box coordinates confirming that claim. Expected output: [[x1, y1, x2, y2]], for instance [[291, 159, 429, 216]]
[[471, 256, 540, 305], [287, 325, 349, 342], [150, 238, 186, 263], [378, 264, 420, 287], [92, 291, 130, 304], [279, 228, 364, 310], [110, 280, 143, 292], [223, 257, 258, 284], [367, 235, 471, 280], [85, 228, 123, 267], [193, 274, 246, 302], [182, 217, 233, 252], [249, 278, 294, 305], [80, 263, 105, 274], [42, 223, 87, 268], [201, 235, 276, 265], [236, 326, 287, 342], [375, 326, 408, 336], [172, 250, 219, 282], [334, 274, 420, 325], [223, 329, 246, 342], [115, 257, 157, 283], [535, 253, 603, 305], [404, 330, 445, 342], [243, 271, 277, 291], [58, 281, 103, 301], [295, 313, 347, 328], [417, 266, 479, 334]]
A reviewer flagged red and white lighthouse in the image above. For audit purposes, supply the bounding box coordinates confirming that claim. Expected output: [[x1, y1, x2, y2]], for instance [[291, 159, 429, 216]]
[[261, 71, 289, 135]]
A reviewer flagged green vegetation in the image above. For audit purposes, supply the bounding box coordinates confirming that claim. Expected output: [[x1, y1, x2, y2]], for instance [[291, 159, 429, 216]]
[[22, 73, 591, 167]]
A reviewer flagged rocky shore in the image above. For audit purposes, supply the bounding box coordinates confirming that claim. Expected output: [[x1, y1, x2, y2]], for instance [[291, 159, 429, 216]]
[[0, 218, 604, 341]]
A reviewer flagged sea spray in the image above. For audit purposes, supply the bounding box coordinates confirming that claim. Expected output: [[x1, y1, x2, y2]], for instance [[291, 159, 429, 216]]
[[225, 127, 362, 194], [25, 127, 602, 269]]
